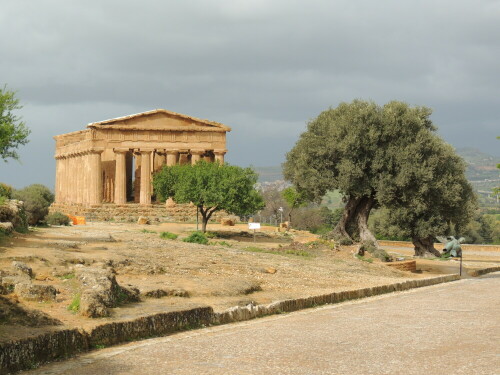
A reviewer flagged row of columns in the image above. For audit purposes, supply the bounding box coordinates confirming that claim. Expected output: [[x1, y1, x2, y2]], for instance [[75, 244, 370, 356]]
[[114, 148, 226, 205], [56, 148, 225, 206], [55, 149, 103, 205]]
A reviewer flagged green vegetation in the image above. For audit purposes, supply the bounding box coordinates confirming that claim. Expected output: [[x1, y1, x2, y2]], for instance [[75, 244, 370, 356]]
[[356, 254, 374, 263], [244, 246, 314, 258], [45, 211, 70, 226], [0, 183, 13, 198], [67, 293, 81, 313], [182, 231, 208, 245], [281, 186, 307, 223], [284, 100, 476, 256], [12, 184, 54, 226], [0, 85, 30, 161], [160, 231, 178, 240], [210, 240, 232, 247], [153, 161, 264, 232], [141, 229, 157, 234], [58, 272, 75, 280]]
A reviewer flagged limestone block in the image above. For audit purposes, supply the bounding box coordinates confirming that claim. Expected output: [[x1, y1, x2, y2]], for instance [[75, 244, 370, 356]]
[[15, 283, 57, 302], [11, 261, 33, 278], [165, 197, 176, 207], [137, 216, 150, 225]]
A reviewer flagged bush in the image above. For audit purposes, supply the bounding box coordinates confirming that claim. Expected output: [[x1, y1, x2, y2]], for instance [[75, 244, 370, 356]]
[[160, 231, 178, 240], [360, 240, 392, 262], [182, 231, 208, 245], [46, 212, 70, 226], [12, 184, 54, 225], [0, 183, 12, 198]]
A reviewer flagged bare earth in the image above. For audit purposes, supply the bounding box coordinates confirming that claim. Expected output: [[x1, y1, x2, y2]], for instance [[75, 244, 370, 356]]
[[0, 222, 410, 340], [1, 222, 497, 344]]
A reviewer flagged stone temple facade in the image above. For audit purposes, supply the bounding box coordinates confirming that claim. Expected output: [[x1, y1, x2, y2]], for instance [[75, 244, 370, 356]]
[[50, 109, 230, 221]]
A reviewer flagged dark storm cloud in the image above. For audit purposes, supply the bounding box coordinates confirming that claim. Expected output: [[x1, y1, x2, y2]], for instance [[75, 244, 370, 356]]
[[1, 0, 499, 187]]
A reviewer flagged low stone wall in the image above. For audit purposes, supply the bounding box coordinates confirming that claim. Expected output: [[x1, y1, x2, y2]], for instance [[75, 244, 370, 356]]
[[468, 266, 500, 277], [379, 240, 500, 252], [385, 260, 417, 272], [0, 275, 460, 374], [49, 203, 224, 223]]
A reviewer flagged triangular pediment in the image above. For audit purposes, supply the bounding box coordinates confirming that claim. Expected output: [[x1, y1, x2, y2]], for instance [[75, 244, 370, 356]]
[[87, 109, 231, 132]]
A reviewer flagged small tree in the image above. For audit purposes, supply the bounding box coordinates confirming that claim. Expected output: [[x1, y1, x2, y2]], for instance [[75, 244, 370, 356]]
[[0, 86, 30, 162], [281, 186, 307, 223], [153, 161, 264, 232]]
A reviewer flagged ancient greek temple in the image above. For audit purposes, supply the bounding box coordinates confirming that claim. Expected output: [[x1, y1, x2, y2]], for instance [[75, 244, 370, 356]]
[[52, 109, 230, 210]]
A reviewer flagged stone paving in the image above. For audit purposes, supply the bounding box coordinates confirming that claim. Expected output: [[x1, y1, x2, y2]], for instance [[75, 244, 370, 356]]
[[28, 273, 500, 375]]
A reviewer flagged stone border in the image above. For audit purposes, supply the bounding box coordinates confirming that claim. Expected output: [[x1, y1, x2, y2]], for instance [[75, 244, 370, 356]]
[[468, 266, 500, 277], [0, 275, 459, 374]]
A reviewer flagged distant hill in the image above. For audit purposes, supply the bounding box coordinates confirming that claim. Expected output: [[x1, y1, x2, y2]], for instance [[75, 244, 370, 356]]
[[252, 166, 283, 183], [456, 147, 500, 181]]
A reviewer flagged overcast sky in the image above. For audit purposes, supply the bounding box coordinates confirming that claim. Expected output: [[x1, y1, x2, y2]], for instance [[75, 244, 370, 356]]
[[1, 0, 499, 189]]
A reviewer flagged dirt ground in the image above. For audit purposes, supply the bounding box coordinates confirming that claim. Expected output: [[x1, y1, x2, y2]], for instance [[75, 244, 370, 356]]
[[0, 221, 485, 343]]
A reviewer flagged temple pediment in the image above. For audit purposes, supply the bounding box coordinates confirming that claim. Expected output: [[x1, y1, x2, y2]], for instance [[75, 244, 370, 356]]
[[87, 109, 231, 133]]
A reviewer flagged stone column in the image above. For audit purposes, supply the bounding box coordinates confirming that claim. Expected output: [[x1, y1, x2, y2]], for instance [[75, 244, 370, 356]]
[[76, 153, 84, 204], [166, 150, 179, 166], [134, 152, 141, 203], [88, 149, 103, 205], [139, 150, 153, 205], [214, 150, 226, 164], [60, 156, 67, 203], [68, 156, 75, 203], [54, 157, 61, 203], [190, 150, 204, 165], [114, 149, 127, 204]]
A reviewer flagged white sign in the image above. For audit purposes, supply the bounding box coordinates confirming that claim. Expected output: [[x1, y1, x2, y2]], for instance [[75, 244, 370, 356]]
[[248, 222, 261, 230]]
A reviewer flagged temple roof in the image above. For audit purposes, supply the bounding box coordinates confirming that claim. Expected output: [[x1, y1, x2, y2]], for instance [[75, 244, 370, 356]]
[[86, 109, 231, 132]]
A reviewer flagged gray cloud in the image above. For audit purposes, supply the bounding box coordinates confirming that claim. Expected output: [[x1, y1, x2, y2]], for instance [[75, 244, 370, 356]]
[[1, 0, 499, 188]]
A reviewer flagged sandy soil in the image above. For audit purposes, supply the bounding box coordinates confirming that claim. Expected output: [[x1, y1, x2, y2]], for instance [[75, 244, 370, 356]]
[[0, 222, 450, 342]]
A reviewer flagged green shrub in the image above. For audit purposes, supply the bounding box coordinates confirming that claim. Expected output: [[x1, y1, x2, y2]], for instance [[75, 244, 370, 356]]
[[160, 231, 178, 240], [360, 240, 392, 262], [182, 231, 208, 245], [45, 212, 70, 226], [68, 293, 81, 313], [0, 183, 13, 198], [12, 184, 54, 226]]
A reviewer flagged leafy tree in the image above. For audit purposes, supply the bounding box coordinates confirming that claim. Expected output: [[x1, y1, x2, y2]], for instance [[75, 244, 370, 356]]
[[284, 100, 475, 256], [0, 86, 30, 161], [12, 184, 54, 225], [153, 161, 264, 232], [377, 139, 476, 255], [259, 184, 289, 224], [281, 186, 307, 223]]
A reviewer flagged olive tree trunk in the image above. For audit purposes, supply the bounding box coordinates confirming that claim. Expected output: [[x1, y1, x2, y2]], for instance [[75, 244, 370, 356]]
[[333, 195, 377, 245], [412, 236, 441, 257]]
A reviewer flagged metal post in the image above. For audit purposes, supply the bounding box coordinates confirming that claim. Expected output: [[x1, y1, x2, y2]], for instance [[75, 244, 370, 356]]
[[459, 254, 463, 276]]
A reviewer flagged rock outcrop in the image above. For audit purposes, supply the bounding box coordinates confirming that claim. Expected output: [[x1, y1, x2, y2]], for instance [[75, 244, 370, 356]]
[[75, 265, 140, 318]]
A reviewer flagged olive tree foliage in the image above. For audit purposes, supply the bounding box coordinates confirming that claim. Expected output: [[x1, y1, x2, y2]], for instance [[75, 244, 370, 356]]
[[153, 161, 264, 232], [377, 139, 476, 256], [0, 86, 30, 161], [284, 100, 476, 256]]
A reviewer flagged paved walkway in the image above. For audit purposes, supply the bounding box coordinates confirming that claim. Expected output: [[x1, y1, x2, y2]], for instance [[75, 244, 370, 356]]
[[29, 273, 500, 375]]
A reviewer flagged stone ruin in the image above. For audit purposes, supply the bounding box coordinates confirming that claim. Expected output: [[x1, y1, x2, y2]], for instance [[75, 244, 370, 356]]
[[49, 109, 231, 221]]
